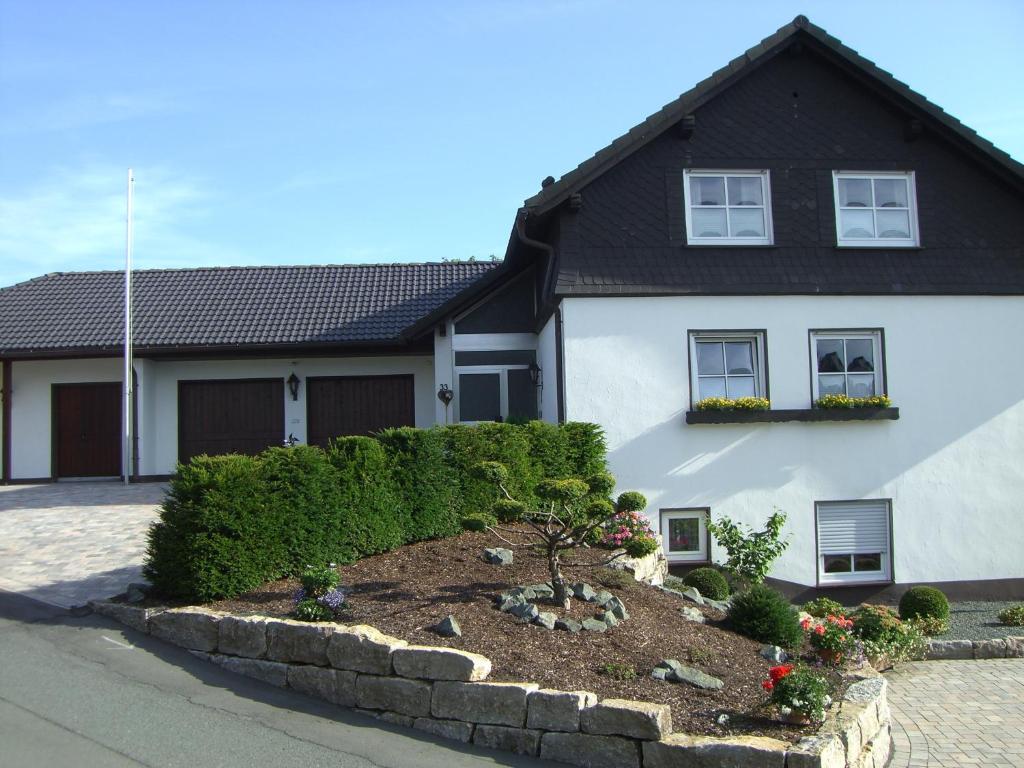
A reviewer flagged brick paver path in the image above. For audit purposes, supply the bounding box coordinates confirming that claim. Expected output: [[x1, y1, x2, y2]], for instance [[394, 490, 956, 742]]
[[0, 482, 165, 608], [887, 659, 1024, 767]]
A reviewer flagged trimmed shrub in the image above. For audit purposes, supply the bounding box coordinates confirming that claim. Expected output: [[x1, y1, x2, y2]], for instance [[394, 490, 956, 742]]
[[143, 454, 284, 602], [377, 427, 460, 541], [683, 567, 730, 601], [852, 604, 928, 664], [327, 437, 405, 557], [899, 586, 950, 622], [560, 421, 607, 478], [444, 422, 535, 512], [801, 596, 845, 618], [727, 584, 803, 648], [998, 604, 1024, 627]]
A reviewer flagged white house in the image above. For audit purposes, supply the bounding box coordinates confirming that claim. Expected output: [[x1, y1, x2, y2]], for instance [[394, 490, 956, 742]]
[[2, 17, 1022, 600]]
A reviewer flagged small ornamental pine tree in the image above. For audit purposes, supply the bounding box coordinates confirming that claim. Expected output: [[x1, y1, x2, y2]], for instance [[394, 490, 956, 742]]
[[471, 461, 647, 609]]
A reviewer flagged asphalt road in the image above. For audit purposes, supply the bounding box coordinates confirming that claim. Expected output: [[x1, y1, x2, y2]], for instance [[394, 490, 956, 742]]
[[0, 592, 548, 768]]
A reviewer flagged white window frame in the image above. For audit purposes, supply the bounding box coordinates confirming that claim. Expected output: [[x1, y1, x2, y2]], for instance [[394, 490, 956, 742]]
[[683, 170, 774, 246], [809, 330, 884, 401], [816, 500, 893, 585], [660, 509, 709, 563], [454, 365, 532, 424], [832, 171, 919, 248], [688, 331, 767, 406]]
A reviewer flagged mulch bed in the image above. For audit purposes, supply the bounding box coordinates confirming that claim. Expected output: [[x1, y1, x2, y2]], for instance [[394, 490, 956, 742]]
[[204, 528, 841, 740]]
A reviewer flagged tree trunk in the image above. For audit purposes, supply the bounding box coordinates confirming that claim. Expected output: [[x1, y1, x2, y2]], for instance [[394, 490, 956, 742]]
[[548, 546, 570, 610]]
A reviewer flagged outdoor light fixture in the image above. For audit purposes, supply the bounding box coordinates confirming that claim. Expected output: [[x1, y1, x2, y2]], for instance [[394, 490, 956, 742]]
[[287, 373, 301, 401], [436, 384, 454, 406], [529, 362, 542, 387]]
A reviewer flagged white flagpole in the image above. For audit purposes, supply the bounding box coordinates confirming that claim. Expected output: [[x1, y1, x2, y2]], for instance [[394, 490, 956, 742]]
[[123, 169, 134, 485]]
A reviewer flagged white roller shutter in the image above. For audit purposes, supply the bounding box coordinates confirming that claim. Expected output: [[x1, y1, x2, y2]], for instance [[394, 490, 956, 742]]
[[817, 500, 891, 583]]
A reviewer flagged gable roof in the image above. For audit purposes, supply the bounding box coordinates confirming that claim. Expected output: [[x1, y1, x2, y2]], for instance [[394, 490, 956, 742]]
[[0, 262, 497, 357], [523, 15, 1024, 214]]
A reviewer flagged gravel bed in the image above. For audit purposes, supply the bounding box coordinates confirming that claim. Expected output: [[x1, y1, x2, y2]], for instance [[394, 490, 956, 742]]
[[940, 601, 1022, 640]]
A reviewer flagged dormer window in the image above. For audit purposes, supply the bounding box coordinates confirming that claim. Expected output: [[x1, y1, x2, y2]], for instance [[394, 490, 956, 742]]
[[833, 171, 919, 247], [683, 170, 773, 246]]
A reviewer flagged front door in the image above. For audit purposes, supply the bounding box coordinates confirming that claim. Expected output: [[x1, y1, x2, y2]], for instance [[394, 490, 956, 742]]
[[53, 383, 122, 478]]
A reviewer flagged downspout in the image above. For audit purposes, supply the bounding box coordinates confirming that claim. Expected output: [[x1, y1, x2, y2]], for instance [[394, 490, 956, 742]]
[[2, 359, 11, 484], [515, 208, 556, 309]]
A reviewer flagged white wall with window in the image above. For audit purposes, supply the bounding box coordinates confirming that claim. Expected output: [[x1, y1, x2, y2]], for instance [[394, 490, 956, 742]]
[[689, 331, 767, 404], [810, 330, 884, 399], [683, 170, 773, 245], [816, 500, 892, 584], [561, 294, 1024, 588], [833, 172, 919, 247]]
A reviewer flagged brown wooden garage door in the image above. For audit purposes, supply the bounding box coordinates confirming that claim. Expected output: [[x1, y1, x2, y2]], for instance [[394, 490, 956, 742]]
[[178, 379, 284, 463], [53, 382, 122, 478], [307, 375, 415, 447]]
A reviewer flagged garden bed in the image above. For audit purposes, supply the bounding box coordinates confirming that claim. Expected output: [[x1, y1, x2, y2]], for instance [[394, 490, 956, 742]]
[[205, 526, 842, 741]]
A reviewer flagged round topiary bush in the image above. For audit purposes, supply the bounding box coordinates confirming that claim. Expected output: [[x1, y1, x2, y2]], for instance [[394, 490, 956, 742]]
[[726, 584, 803, 648], [682, 567, 730, 601], [899, 586, 950, 622]]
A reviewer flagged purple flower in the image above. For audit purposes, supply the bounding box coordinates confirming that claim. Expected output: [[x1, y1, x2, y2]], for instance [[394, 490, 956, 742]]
[[317, 589, 346, 611]]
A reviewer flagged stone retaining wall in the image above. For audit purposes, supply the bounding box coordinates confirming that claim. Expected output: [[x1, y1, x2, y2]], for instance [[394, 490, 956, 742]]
[[91, 600, 891, 768], [926, 636, 1024, 660]]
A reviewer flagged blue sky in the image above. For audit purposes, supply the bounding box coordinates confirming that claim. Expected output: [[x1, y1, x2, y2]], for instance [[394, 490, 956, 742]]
[[1, 0, 1021, 288]]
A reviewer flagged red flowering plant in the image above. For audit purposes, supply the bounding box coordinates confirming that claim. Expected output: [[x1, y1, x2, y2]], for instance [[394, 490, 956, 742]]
[[801, 613, 856, 663], [762, 663, 831, 723], [600, 510, 659, 557]]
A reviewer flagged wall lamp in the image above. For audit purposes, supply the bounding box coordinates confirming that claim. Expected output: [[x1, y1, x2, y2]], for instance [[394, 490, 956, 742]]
[[287, 373, 301, 401], [529, 362, 542, 388]]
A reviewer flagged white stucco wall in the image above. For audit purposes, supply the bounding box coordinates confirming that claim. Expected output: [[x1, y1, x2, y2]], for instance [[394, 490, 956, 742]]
[[561, 295, 1024, 587], [9, 358, 124, 479], [536, 309, 559, 423], [8, 354, 435, 478]]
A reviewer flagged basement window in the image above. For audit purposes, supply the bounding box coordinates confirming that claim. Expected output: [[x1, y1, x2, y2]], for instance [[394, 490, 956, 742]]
[[816, 500, 893, 585], [683, 170, 773, 246]]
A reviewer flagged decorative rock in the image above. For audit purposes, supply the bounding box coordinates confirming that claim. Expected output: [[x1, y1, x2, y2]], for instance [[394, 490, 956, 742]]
[[509, 602, 540, 622], [434, 615, 461, 637], [125, 583, 149, 603], [214, 655, 289, 687], [432, 680, 538, 726], [681, 587, 705, 605], [287, 665, 357, 706], [498, 594, 527, 612], [607, 549, 668, 586], [413, 717, 475, 743], [375, 710, 415, 728], [760, 644, 787, 663], [680, 606, 705, 623], [89, 599, 164, 634], [266, 619, 334, 665], [355, 675, 432, 717], [705, 598, 731, 613], [786, 735, 846, 768], [392, 645, 491, 681], [653, 660, 723, 690], [327, 624, 407, 674], [555, 618, 583, 633], [571, 583, 597, 602], [600, 611, 619, 628], [150, 607, 222, 651], [642, 734, 788, 768], [581, 618, 608, 633], [499, 587, 528, 602], [482, 547, 514, 565], [593, 590, 614, 607], [926, 639, 973, 660], [604, 596, 628, 620], [534, 611, 557, 630], [527, 689, 597, 732], [473, 724, 542, 756], [527, 583, 555, 599], [580, 698, 671, 740], [1006, 636, 1024, 658], [973, 639, 1007, 658], [540, 732, 640, 768], [218, 615, 269, 658]]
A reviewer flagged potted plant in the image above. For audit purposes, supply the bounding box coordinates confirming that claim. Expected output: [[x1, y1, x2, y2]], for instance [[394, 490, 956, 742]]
[[801, 613, 855, 665], [762, 664, 831, 724]]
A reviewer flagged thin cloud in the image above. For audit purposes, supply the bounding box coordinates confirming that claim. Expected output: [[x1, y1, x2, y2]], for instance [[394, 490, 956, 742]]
[[0, 91, 183, 136]]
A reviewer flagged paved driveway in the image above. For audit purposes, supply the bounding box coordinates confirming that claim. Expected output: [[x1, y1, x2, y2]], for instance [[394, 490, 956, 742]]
[[0, 482, 165, 608], [888, 659, 1024, 767]]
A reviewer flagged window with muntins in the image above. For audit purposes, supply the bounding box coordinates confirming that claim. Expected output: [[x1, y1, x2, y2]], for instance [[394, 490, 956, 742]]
[[661, 509, 709, 563], [816, 500, 892, 584], [683, 170, 773, 245], [689, 331, 766, 403], [833, 172, 919, 247], [810, 330, 883, 400]]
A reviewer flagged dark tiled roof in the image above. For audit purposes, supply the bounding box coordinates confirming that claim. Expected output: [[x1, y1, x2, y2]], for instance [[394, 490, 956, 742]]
[[524, 15, 1024, 213], [0, 262, 498, 355]]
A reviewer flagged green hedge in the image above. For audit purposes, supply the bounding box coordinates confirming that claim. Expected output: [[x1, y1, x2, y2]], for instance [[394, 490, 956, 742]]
[[144, 421, 608, 603]]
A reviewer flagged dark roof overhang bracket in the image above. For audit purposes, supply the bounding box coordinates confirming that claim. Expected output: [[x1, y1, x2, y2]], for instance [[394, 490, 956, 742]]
[[678, 114, 696, 140]]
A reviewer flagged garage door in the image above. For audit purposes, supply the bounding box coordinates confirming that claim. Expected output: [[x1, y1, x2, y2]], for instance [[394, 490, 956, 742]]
[[178, 379, 284, 463], [307, 375, 415, 447], [53, 382, 122, 478]]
